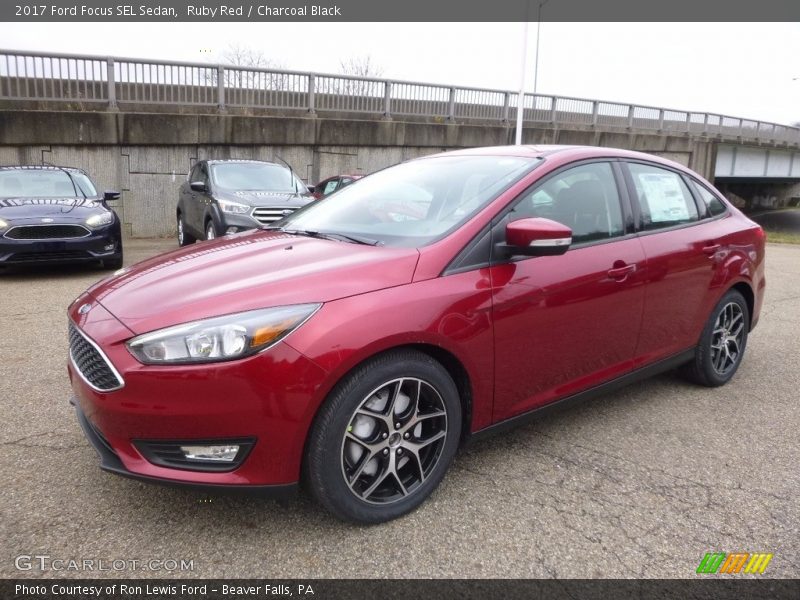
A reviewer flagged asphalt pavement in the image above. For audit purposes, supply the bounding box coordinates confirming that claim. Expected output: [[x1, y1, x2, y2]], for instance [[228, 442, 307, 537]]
[[1, 239, 798, 579]]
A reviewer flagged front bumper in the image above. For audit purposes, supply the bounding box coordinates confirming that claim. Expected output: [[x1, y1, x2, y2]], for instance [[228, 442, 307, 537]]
[[72, 398, 297, 498], [68, 299, 331, 488], [0, 224, 120, 264]]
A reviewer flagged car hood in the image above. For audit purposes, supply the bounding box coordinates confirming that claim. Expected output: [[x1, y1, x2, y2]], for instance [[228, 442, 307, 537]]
[[0, 197, 105, 222], [221, 190, 313, 208], [86, 229, 420, 335]]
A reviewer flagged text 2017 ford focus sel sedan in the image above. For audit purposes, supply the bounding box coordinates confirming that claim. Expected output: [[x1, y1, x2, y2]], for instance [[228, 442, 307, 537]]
[[68, 146, 765, 523]]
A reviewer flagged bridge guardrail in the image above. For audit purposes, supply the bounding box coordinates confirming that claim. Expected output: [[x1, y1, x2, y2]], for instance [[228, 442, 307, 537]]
[[1, 48, 799, 147]]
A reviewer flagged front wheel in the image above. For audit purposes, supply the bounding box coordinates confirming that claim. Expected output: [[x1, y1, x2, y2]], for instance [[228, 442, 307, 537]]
[[305, 350, 462, 524], [683, 289, 750, 387]]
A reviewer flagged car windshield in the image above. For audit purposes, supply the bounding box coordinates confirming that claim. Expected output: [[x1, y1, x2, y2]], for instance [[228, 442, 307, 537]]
[[278, 155, 541, 247], [211, 163, 303, 193], [0, 169, 97, 198]]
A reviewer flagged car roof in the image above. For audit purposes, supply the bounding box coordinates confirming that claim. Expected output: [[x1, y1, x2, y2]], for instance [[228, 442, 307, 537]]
[[203, 159, 283, 167], [422, 145, 693, 173], [0, 164, 88, 174]]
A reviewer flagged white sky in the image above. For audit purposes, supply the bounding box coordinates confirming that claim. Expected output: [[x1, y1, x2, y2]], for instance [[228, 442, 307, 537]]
[[2, 22, 799, 125]]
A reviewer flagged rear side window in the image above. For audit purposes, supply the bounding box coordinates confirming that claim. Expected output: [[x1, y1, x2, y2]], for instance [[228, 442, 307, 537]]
[[510, 162, 625, 245], [627, 163, 698, 230], [693, 181, 728, 217]]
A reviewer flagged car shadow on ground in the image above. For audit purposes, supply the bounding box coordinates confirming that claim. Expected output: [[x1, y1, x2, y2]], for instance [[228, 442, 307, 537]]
[[0, 262, 111, 280]]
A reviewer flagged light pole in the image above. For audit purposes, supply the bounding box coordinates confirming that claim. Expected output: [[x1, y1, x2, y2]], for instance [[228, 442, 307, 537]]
[[514, 0, 549, 145], [532, 0, 549, 97], [514, 2, 532, 145]]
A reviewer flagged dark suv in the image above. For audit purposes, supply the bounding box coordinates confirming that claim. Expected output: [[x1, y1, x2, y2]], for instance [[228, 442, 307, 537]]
[[0, 165, 122, 269], [176, 159, 314, 245]]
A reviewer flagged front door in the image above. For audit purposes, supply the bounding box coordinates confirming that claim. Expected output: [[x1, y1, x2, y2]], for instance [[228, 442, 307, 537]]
[[490, 161, 647, 422]]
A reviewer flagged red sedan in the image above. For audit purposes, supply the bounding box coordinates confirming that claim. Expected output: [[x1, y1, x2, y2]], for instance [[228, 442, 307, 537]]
[[68, 145, 765, 523]]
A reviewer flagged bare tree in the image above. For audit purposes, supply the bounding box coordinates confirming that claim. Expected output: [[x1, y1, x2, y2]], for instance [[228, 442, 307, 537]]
[[206, 44, 289, 92], [338, 56, 384, 79], [333, 56, 385, 97]]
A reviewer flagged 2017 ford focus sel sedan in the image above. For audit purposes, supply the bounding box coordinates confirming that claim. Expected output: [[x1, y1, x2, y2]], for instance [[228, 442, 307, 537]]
[[68, 146, 765, 523]]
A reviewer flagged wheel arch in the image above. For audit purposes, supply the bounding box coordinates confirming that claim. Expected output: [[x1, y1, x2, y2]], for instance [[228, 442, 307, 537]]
[[299, 342, 475, 484], [729, 281, 755, 331]]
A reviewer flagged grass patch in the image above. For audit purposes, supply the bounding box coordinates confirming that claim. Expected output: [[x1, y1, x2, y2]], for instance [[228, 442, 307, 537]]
[[764, 229, 800, 245]]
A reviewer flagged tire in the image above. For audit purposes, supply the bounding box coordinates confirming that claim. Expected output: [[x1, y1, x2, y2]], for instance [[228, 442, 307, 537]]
[[205, 219, 216, 241], [683, 289, 750, 387], [177, 213, 195, 246], [304, 349, 462, 524]]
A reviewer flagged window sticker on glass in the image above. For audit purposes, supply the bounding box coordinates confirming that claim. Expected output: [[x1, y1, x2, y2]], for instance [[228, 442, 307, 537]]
[[638, 173, 690, 223]]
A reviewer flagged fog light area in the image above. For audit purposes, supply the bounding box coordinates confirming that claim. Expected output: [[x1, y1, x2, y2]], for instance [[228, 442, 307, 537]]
[[179, 444, 240, 462]]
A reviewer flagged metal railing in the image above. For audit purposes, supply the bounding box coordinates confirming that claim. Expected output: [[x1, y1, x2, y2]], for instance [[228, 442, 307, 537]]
[[2, 49, 799, 147]]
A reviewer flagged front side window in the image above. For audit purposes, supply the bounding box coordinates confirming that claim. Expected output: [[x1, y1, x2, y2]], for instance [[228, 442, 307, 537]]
[[692, 180, 728, 217], [322, 179, 339, 195], [627, 163, 698, 230], [507, 162, 625, 245], [278, 155, 541, 248]]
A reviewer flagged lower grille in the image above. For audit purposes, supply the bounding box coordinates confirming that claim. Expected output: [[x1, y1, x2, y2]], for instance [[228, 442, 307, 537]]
[[11, 251, 91, 262], [251, 207, 298, 225], [68, 322, 124, 392], [5, 225, 90, 240]]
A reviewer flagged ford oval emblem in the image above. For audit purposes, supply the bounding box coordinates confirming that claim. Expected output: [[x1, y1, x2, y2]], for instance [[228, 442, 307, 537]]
[[78, 303, 92, 315], [41, 217, 54, 223]]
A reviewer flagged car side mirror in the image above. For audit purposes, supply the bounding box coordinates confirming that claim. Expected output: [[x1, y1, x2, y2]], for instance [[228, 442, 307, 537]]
[[503, 217, 572, 257], [190, 181, 207, 193], [104, 190, 120, 200], [307, 185, 316, 194]]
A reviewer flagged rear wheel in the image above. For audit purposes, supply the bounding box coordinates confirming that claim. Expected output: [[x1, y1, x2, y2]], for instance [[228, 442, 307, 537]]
[[305, 350, 461, 524], [683, 289, 749, 387], [177, 213, 195, 246]]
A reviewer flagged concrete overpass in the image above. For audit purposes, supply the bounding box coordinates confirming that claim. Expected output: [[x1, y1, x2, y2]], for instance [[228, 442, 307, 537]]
[[1, 49, 799, 237]]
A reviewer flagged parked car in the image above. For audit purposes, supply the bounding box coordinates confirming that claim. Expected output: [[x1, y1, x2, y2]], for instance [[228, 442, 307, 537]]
[[69, 146, 765, 524], [313, 174, 363, 199], [177, 159, 314, 245], [0, 165, 122, 269]]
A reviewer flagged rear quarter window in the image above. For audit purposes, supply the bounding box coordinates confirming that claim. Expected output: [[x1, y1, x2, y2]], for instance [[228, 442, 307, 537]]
[[692, 180, 728, 217]]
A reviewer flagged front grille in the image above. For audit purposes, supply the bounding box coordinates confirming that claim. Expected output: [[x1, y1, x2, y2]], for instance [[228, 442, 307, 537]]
[[251, 207, 298, 225], [11, 251, 91, 262], [68, 322, 124, 392], [5, 225, 90, 240]]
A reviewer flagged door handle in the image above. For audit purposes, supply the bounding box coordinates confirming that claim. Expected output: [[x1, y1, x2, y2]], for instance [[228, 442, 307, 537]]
[[702, 243, 721, 256], [607, 263, 636, 281]]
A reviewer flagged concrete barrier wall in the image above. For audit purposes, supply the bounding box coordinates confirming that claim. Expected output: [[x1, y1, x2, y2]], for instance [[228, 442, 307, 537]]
[[0, 110, 717, 237]]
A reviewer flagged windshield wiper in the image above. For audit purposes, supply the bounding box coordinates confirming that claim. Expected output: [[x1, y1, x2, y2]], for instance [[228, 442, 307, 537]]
[[280, 228, 382, 246]]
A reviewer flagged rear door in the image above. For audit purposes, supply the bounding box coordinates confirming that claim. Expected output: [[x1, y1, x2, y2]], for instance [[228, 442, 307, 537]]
[[490, 160, 647, 421], [621, 160, 720, 363]]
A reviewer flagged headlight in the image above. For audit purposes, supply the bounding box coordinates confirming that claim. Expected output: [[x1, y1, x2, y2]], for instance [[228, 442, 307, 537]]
[[217, 199, 250, 214], [86, 211, 114, 228], [127, 304, 321, 365], [0, 218, 8, 231]]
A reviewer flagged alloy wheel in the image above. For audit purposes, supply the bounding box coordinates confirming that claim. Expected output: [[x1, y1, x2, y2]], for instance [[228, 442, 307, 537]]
[[340, 377, 448, 505], [206, 222, 215, 240], [177, 217, 184, 245], [710, 302, 745, 375]]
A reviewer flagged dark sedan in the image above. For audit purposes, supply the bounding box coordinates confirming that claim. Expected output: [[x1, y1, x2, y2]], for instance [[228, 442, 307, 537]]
[[176, 159, 314, 245], [0, 165, 123, 269]]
